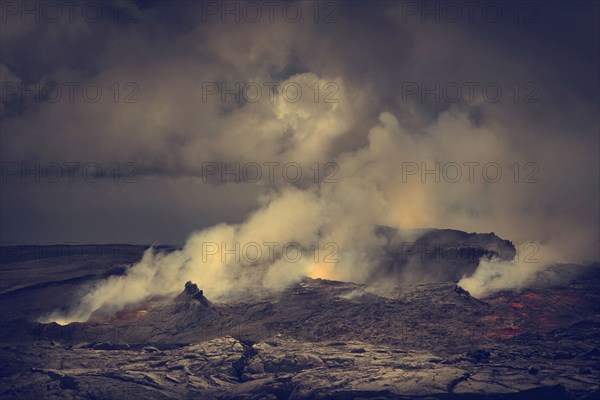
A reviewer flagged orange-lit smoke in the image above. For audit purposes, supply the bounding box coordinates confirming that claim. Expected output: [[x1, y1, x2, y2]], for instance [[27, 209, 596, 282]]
[[307, 262, 339, 280]]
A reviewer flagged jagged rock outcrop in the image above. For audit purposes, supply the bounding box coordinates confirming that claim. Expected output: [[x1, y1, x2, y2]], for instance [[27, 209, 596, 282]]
[[374, 226, 516, 283], [175, 281, 210, 307]]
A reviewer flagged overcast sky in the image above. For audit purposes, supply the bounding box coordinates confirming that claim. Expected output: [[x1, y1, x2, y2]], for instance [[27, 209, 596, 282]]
[[1, 0, 598, 262]]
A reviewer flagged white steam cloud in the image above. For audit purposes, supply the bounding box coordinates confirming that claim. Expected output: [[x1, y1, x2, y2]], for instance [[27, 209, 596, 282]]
[[458, 259, 544, 299], [42, 104, 597, 323]]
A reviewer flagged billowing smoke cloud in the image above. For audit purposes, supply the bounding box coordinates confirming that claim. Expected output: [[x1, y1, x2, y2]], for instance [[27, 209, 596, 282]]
[[43, 104, 598, 322], [458, 258, 545, 299], [1, 1, 597, 320]]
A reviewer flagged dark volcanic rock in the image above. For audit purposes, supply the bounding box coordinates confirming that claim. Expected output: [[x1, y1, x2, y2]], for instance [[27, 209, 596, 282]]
[[92, 342, 131, 351], [466, 349, 491, 363], [59, 375, 78, 390], [0, 245, 598, 399], [374, 226, 516, 283], [527, 366, 539, 375], [176, 281, 211, 307], [7, 335, 593, 399]]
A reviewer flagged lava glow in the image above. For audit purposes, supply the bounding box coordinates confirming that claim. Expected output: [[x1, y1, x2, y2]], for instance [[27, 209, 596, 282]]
[[110, 308, 149, 323], [307, 262, 338, 280]]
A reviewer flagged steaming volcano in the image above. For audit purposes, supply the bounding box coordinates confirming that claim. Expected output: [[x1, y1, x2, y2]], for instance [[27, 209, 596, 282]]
[[2, 0, 598, 398], [34, 227, 519, 326], [1, 240, 599, 399]]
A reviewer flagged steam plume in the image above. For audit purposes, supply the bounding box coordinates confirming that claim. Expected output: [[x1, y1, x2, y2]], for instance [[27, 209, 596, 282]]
[[42, 107, 598, 323]]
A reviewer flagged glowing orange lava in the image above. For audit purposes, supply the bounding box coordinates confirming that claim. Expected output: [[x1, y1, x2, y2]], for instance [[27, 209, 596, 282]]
[[509, 301, 525, 309], [110, 308, 149, 323], [523, 292, 545, 301], [307, 262, 338, 280]]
